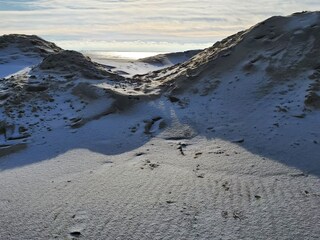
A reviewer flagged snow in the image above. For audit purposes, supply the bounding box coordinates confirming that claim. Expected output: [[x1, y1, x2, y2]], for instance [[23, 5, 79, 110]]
[[286, 12, 320, 31], [84, 53, 170, 78], [85, 50, 199, 78], [0, 106, 319, 239], [0, 55, 40, 78], [0, 45, 45, 78], [1, 12, 320, 240]]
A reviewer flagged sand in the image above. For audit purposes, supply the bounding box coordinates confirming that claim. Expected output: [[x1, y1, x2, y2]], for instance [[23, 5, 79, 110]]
[[0, 11, 320, 240]]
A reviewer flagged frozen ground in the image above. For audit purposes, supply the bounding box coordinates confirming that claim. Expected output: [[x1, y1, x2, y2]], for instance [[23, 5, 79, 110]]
[[0, 12, 320, 240], [0, 116, 319, 240]]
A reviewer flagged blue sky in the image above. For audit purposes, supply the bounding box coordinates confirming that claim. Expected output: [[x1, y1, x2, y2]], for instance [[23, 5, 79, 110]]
[[0, 0, 319, 51]]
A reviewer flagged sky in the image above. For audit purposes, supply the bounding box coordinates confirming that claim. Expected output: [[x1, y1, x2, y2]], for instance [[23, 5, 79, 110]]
[[0, 0, 319, 52]]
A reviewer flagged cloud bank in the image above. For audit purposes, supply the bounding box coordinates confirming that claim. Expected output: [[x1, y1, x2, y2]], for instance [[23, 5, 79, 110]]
[[0, 0, 319, 51]]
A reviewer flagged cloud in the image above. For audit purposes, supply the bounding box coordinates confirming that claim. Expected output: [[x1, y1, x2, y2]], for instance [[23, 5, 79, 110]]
[[0, 0, 319, 51]]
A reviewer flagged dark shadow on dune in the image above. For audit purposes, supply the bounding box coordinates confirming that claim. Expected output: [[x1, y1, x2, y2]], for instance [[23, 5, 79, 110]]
[[1, 11, 320, 175], [204, 126, 320, 176], [0, 97, 319, 177], [0, 105, 162, 171]]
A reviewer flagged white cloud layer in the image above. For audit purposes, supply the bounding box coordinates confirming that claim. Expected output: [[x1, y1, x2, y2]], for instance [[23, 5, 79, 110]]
[[0, 0, 319, 51]]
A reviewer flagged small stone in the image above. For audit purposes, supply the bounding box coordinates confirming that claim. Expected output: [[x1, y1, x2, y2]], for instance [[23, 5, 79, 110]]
[[197, 173, 205, 178], [70, 231, 81, 237], [135, 152, 145, 157], [149, 163, 159, 169], [254, 195, 261, 200], [221, 211, 228, 219]]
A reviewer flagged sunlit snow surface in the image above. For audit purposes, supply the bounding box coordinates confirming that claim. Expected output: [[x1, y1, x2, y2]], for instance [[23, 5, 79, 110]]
[[83, 51, 164, 60]]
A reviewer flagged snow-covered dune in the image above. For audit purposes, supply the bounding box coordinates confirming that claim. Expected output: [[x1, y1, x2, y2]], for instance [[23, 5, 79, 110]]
[[0, 12, 320, 240], [0, 34, 61, 78], [131, 11, 320, 172], [138, 49, 201, 66], [85, 49, 200, 78], [0, 36, 198, 157]]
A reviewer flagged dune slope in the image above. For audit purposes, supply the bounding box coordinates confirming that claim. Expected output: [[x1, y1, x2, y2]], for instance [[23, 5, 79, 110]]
[[0, 12, 320, 240]]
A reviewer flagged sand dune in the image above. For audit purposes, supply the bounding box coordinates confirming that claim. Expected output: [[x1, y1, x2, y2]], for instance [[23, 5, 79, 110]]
[[0, 11, 319, 240]]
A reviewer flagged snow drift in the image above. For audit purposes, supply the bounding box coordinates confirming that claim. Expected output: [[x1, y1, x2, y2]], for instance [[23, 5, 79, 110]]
[[0, 12, 320, 165], [1, 11, 320, 240]]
